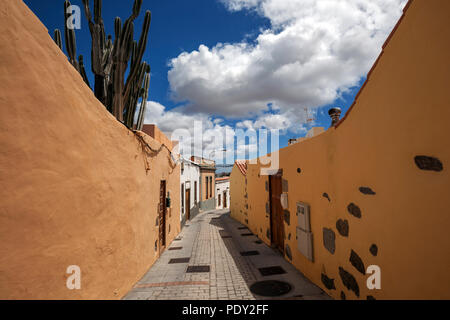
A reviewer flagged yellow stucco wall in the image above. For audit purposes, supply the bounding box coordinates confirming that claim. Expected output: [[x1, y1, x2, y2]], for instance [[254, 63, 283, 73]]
[[230, 0, 450, 300], [0, 0, 180, 299], [230, 165, 247, 225]]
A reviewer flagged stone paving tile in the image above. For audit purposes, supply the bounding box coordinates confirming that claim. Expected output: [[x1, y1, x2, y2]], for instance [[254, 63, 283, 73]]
[[123, 209, 330, 300]]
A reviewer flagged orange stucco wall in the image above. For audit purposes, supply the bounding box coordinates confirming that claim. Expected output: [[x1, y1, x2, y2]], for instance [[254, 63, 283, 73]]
[[0, 0, 180, 299], [142, 124, 175, 152], [230, 0, 450, 300]]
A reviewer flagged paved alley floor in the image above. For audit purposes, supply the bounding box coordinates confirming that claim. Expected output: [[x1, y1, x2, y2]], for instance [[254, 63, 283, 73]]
[[123, 209, 331, 300]]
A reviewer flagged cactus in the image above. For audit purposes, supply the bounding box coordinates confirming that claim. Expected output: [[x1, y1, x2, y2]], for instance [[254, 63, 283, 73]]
[[53, 29, 62, 50], [123, 10, 151, 106], [58, 0, 152, 129], [81, 0, 111, 105], [64, 0, 79, 71], [78, 55, 91, 88], [136, 73, 150, 131], [124, 62, 150, 128], [108, 0, 145, 122]]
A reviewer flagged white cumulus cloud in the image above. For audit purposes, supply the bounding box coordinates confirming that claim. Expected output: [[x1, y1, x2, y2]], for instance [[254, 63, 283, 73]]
[[168, 0, 407, 130]]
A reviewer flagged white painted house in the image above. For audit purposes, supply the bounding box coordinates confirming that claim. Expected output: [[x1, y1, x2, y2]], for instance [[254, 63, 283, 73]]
[[215, 177, 230, 210], [180, 158, 201, 226]]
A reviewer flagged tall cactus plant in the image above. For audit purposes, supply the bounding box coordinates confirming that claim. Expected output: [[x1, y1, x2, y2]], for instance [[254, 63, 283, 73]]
[[53, 29, 62, 50], [63, 0, 80, 72], [78, 55, 91, 88], [136, 73, 150, 131], [54, 0, 152, 130]]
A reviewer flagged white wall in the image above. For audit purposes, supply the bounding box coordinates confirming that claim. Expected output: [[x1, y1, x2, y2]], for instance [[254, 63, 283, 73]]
[[180, 159, 200, 222], [216, 179, 230, 210]]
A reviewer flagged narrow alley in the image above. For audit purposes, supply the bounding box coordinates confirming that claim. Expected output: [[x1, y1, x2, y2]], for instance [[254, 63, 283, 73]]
[[124, 209, 331, 300]]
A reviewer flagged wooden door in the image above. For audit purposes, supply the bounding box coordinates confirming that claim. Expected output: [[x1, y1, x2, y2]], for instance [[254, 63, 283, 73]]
[[269, 174, 284, 253], [185, 188, 191, 220], [159, 180, 167, 251], [223, 191, 227, 209]]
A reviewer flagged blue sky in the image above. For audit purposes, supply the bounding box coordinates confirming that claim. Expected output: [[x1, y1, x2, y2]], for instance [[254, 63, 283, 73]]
[[24, 0, 406, 163]]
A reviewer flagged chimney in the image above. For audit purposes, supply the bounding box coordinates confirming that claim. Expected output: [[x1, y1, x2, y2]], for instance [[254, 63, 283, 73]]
[[328, 107, 342, 127]]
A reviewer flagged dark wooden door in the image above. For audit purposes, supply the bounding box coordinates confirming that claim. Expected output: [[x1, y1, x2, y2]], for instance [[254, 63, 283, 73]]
[[185, 188, 191, 220], [159, 180, 167, 251], [223, 191, 227, 209], [269, 174, 284, 253]]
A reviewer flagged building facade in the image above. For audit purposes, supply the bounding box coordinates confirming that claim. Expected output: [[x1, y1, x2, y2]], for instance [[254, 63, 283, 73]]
[[191, 156, 217, 212], [180, 158, 201, 226], [230, 0, 450, 300], [216, 177, 230, 210], [0, 0, 182, 298]]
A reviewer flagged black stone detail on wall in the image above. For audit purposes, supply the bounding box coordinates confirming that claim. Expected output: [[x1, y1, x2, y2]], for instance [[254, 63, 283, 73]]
[[297, 168, 301, 173], [347, 203, 362, 218], [284, 210, 290, 225], [266, 202, 270, 214], [323, 228, 336, 254], [340, 291, 346, 300], [323, 193, 331, 202], [339, 267, 360, 297], [154, 240, 158, 251], [282, 179, 289, 192], [265, 181, 269, 191], [336, 219, 349, 237], [168, 224, 171, 233], [370, 244, 378, 256], [367, 295, 376, 300], [321, 273, 336, 290], [266, 229, 271, 239], [288, 233, 291, 240], [245, 219, 249, 225], [414, 155, 443, 172], [245, 204, 249, 209], [359, 187, 376, 195], [155, 217, 159, 226], [349, 250, 365, 275], [285, 244, 292, 261]]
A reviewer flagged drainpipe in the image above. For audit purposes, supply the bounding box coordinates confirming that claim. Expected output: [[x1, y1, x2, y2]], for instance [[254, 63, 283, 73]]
[[328, 107, 342, 127]]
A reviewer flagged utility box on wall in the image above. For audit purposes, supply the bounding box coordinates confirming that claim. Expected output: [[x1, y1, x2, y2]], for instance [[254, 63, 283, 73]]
[[296, 228, 314, 261], [280, 193, 289, 209], [297, 202, 311, 232], [296, 201, 314, 261]]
